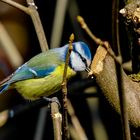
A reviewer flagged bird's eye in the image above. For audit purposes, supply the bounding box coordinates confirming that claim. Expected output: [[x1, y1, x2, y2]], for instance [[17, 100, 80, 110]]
[[74, 50, 88, 67], [81, 57, 88, 67], [82, 57, 86, 63]]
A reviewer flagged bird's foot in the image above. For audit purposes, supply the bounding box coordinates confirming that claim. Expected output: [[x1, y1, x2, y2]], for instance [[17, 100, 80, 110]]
[[42, 97, 61, 108]]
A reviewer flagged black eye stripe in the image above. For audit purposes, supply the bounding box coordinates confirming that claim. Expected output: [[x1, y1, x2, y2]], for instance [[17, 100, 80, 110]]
[[75, 51, 88, 67], [81, 56, 87, 66]]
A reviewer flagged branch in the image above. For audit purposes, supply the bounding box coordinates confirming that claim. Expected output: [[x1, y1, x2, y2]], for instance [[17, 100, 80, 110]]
[[26, 0, 49, 52], [61, 33, 74, 139], [77, 16, 122, 65], [0, 0, 49, 52], [112, 0, 121, 55], [51, 97, 62, 140]]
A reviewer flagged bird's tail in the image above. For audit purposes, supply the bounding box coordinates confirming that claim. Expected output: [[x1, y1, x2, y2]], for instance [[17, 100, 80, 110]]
[[0, 84, 9, 94], [0, 74, 13, 94]]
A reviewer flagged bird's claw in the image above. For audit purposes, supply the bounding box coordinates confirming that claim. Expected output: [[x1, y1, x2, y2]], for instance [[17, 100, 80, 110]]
[[42, 97, 61, 108]]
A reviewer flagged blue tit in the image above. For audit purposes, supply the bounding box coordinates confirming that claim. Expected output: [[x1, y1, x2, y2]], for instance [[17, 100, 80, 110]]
[[0, 41, 92, 100]]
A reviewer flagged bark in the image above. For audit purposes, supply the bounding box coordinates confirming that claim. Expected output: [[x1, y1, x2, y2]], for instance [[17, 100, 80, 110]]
[[91, 45, 140, 128]]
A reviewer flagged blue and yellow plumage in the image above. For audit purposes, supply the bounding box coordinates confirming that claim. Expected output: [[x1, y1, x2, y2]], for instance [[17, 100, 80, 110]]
[[0, 42, 91, 100]]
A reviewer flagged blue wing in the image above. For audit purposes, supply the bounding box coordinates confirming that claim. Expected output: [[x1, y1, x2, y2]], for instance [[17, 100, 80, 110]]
[[0, 63, 56, 93], [10, 63, 56, 82]]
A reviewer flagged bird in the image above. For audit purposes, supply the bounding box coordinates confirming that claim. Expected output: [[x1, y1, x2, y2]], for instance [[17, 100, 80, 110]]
[[0, 41, 92, 100]]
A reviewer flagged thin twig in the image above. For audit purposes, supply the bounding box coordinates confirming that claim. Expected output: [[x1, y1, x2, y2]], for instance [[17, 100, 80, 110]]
[[0, 0, 49, 52], [26, 1, 50, 139], [77, 16, 122, 65], [25, 0, 50, 139], [116, 63, 131, 140], [51, 97, 62, 140], [61, 33, 74, 140], [77, 16, 131, 140], [112, 1, 131, 139], [67, 99, 88, 140], [112, 0, 121, 55], [0, 110, 8, 127], [69, 125, 81, 140], [26, 0, 49, 52]]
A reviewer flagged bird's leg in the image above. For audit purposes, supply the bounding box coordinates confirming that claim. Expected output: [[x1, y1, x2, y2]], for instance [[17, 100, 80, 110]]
[[42, 97, 61, 108]]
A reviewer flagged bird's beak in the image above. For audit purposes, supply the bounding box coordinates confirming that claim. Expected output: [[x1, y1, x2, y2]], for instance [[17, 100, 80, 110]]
[[85, 67, 91, 73], [85, 67, 94, 79]]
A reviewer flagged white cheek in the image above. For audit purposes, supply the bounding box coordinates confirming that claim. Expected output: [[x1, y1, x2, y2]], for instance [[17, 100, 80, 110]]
[[75, 43, 84, 54], [70, 52, 85, 71]]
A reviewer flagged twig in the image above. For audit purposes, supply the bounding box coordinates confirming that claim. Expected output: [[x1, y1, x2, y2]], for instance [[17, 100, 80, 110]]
[[51, 97, 62, 140], [26, 1, 50, 139], [25, 0, 50, 139], [112, 1, 131, 139], [112, 0, 131, 139], [67, 99, 88, 140], [26, 0, 48, 52], [77, 16, 122, 65], [0, 0, 49, 52], [0, 110, 9, 127], [61, 33, 74, 139], [77, 16, 131, 139], [69, 125, 80, 140], [112, 0, 121, 55], [77, 16, 103, 45]]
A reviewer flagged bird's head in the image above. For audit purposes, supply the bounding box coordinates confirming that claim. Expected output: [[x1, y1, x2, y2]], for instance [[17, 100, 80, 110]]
[[69, 42, 92, 72]]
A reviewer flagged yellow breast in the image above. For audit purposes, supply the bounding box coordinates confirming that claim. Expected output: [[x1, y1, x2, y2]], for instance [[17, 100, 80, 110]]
[[13, 64, 76, 100]]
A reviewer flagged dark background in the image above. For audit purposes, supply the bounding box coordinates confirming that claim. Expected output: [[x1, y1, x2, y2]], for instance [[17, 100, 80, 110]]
[[0, 0, 134, 140]]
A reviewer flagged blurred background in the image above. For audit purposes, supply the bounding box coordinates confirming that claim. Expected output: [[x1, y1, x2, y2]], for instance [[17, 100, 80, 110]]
[[0, 0, 133, 140]]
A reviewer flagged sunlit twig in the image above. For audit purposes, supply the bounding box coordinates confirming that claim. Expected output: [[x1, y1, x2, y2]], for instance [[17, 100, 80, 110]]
[[61, 33, 74, 139], [0, 0, 49, 52]]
